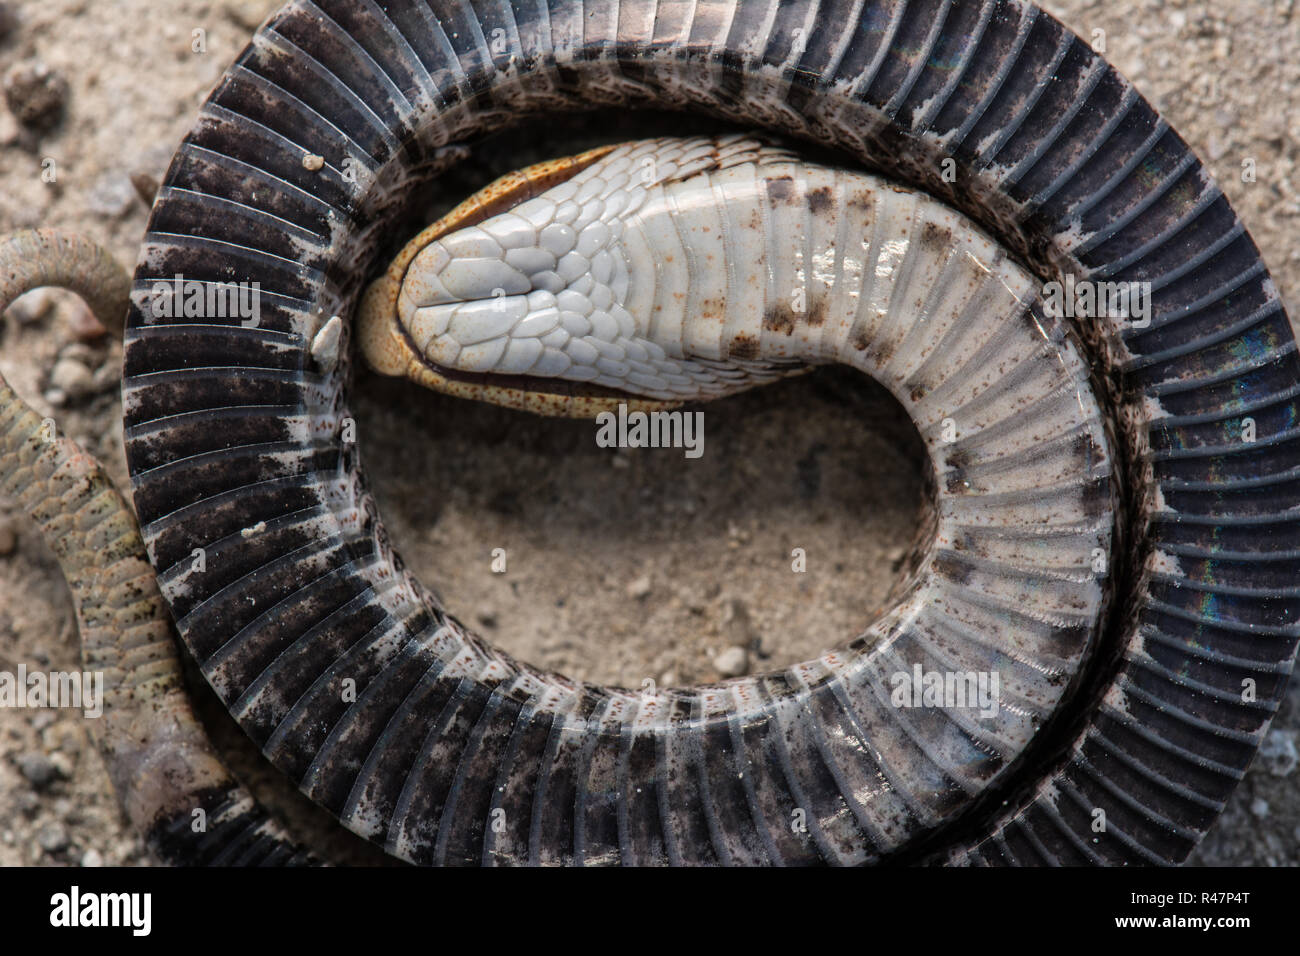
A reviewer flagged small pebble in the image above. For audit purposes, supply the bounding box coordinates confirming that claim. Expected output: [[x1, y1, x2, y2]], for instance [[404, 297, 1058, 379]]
[[47, 752, 74, 780], [626, 575, 652, 600], [49, 357, 95, 399], [310, 314, 343, 371], [80, 848, 103, 868], [302, 152, 324, 171], [2, 60, 67, 129], [713, 645, 749, 678], [1258, 729, 1298, 777], [87, 171, 137, 218], [17, 751, 56, 788], [1249, 798, 1270, 819], [130, 170, 160, 206], [37, 822, 69, 854]]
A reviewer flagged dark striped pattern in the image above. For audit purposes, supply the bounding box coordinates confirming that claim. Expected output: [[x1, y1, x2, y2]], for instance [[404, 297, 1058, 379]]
[[147, 785, 317, 867], [123, 0, 1297, 865]]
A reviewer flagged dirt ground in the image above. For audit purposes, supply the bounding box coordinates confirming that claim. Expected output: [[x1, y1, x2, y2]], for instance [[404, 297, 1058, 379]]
[[0, 0, 1296, 867]]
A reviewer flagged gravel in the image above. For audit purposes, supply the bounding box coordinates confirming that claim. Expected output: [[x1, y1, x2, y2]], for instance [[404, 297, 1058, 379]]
[[625, 574, 653, 599], [47, 356, 93, 399], [712, 646, 750, 678], [35, 821, 67, 853], [1, 59, 65, 129], [1258, 729, 1299, 778], [15, 752, 55, 789]]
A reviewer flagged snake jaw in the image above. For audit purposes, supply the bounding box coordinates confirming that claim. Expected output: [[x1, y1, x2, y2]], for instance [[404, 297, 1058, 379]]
[[357, 136, 813, 417], [357, 270, 682, 419], [358, 141, 684, 417]]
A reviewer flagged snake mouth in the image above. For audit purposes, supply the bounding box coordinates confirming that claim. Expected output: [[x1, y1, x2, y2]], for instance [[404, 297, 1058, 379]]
[[401, 321, 682, 409], [359, 269, 687, 417], [354, 141, 690, 418]]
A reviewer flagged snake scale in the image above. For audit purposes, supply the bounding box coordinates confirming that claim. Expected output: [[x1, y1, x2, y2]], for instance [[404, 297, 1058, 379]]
[[2, 0, 1296, 865], [0, 232, 310, 864]]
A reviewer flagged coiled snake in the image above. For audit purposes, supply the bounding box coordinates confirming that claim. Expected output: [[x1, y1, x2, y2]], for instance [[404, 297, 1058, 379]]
[[3, 0, 1297, 865]]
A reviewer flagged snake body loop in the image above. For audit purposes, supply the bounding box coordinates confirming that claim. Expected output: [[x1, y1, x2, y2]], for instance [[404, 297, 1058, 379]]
[[1, 229, 312, 865], [111, 0, 1299, 865], [356, 135, 1122, 864]]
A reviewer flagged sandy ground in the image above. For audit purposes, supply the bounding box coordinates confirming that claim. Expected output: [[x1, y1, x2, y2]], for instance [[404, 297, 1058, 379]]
[[0, 0, 1296, 867]]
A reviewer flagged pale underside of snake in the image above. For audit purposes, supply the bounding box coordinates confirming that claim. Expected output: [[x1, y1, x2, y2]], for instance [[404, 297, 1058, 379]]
[[2, 0, 1297, 866]]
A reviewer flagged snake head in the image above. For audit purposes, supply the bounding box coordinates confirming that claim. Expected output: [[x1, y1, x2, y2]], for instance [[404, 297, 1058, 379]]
[[358, 135, 807, 418]]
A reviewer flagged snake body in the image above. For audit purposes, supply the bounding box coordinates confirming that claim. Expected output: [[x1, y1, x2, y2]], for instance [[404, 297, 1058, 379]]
[[355, 134, 1120, 864], [0, 231, 311, 865], [2, 0, 1290, 865]]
